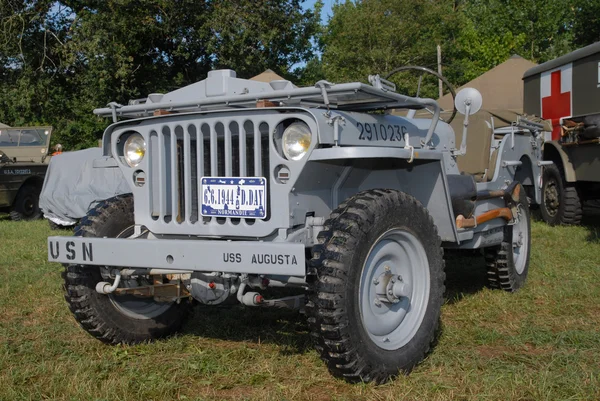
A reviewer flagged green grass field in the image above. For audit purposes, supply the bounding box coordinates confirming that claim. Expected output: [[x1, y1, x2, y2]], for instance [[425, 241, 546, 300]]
[[1, 214, 599, 401]]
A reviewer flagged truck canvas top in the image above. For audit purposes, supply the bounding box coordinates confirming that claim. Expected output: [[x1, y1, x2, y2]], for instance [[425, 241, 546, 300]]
[[523, 41, 600, 225]]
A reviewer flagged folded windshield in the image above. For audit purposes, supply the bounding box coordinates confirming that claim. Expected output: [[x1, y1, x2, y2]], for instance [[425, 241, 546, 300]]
[[0, 127, 51, 147]]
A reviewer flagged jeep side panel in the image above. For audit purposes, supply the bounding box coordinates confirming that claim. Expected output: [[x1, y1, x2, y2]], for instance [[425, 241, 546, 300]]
[[0, 164, 47, 208]]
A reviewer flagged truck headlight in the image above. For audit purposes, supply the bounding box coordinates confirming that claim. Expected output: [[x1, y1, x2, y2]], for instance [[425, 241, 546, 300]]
[[282, 122, 312, 161], [123, 134, 146, 167]]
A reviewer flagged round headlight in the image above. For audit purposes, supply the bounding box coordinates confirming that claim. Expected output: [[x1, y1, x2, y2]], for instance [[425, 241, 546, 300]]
[[282, 122, 312, 161], [123, 133, 146, 167]]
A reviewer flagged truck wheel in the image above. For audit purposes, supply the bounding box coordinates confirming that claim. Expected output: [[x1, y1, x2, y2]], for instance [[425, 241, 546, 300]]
[[484, 184, 531, 292], [540, 164, 582, 225], [307, 189, 445, 383], [9, 183, 42, 221], [62, 194, 192, 344]]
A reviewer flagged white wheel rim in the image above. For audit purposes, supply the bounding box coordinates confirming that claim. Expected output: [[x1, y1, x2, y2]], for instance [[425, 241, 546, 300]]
[[359, 228, 430, 350], [512, 205, 528, 275]]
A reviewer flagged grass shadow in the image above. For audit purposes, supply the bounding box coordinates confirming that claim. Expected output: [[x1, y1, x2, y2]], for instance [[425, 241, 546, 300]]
[[582, 202, 600, 243], [182, 302, 312, 355], [443, 249, 488, 304], [583, 221, 600, 243], [180, 252, 491, 352]]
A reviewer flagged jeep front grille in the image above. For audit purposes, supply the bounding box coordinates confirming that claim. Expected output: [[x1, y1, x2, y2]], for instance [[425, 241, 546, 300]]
[[148, 119, 270, 225]]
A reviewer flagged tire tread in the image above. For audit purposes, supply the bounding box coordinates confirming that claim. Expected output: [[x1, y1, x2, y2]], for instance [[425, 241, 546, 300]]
[[307, 189, 444, 383], [62, 194, 191, 345]]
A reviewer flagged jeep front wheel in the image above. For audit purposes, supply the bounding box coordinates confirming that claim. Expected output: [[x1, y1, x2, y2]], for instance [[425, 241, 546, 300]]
[[10, 183, 42, 221], [62, 194, 192, 344], [307, 189, 445, 383]]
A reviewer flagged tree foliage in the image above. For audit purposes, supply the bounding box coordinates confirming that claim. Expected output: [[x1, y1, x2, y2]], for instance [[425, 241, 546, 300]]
[[1, 0, 599, 149], [310, 0, 598, 96], [572, 0, 600, 47], [458, 0, 575, 67], [0, 0, 321, 149], [320, 0, 461, 92]]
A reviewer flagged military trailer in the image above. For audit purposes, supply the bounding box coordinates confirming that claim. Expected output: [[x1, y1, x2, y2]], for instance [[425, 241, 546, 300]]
[[49, 69, 544, 383], [524, 41, 600, 225], [0, 126, 53, 220]]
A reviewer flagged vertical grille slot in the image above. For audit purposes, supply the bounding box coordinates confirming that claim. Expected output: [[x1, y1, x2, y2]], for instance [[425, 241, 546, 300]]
[[260, 122, 270, 183], [175, 126, 185, 223], [169, 126, 178, 223], [149, 130, 159, 220], [210, 123, 218, 176], [196, 123, 204, 223], [187, 125, 199, 223], [254, 122, 263, 176], [161, 126, 172, 222], [224, 122, 232, 176], [230, 122, 240, 177], [240, 121, 250, 176], [216, 122, 226, 177]]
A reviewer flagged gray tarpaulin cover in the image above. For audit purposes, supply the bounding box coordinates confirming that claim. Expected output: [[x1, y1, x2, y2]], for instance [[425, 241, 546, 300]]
[[40, 148, 130, 225]]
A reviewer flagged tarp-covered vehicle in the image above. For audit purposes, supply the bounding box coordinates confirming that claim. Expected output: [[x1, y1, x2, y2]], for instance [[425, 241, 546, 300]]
[[0, 126, 52, 220], [48, 68, 546, 383], [40, 147, 130, 228]]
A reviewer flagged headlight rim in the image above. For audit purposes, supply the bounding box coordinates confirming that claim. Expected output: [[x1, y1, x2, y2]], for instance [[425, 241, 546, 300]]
[[123, 133, 146, 167], [281, 122, 312, 161]]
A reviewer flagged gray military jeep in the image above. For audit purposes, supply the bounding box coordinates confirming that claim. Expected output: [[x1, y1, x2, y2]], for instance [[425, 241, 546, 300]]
[[49, 68, 545, 383], [1, 126, 53, 220]]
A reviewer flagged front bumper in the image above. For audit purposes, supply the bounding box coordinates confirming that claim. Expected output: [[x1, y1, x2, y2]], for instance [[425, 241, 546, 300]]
[[48, 236, 305, 276]]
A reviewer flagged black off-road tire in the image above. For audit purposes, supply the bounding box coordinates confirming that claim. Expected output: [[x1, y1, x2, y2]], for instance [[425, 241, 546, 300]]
[[540, 164, 582, 225], [306, 189, 445, 383], [62, 194, 192, 344], [484, 184, 531, 292], [9, 183, 42, 221]]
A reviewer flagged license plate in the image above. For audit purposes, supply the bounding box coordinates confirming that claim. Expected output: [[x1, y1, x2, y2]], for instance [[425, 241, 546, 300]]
[[201, 177, 267, 219]]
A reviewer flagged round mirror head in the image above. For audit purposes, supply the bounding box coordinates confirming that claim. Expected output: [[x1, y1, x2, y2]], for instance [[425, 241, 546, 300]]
[[454, 87, 483, 116]]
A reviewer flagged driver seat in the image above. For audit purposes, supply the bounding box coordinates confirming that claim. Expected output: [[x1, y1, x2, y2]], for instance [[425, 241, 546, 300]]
[[397, 109, 525, 182], [449, 112, 495, 182], [406, 109, 496, 181], [450, 109, 526, 182]]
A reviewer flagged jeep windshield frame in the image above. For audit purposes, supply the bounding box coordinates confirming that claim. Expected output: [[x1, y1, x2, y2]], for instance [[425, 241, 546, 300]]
[[0, 127, 52, 148]]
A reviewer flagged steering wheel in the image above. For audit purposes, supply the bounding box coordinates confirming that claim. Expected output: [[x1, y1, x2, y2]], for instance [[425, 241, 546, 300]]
[[384, 66, 457, 124]]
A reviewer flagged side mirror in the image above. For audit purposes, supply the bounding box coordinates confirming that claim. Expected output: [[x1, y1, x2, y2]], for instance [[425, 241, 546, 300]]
[[453, 88, 483, 156], [455, 87, 483, 116]]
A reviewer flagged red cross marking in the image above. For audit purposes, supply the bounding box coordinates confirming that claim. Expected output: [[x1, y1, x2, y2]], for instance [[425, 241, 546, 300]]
[[541, 70, 571, 140]]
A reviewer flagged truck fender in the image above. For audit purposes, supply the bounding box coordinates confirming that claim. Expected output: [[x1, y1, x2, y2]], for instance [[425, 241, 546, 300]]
[[543, 141, 576, 182]]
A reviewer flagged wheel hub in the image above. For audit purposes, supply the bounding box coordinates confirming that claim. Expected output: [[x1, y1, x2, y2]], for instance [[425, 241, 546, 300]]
[[373, 269, 413, 306]]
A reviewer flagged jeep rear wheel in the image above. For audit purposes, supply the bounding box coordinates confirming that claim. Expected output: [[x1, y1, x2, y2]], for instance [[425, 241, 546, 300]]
[[484, 183, 531, 292], [10, 183, 42, 221], [62, 194, 192, 344], [307, 189, 445, 383]]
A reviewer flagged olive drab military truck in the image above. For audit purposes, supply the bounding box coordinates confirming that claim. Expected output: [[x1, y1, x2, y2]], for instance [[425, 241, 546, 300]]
[[523, 41, 600, 225], [48, 68, 544, 383], [0, 126, 53, 220]]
